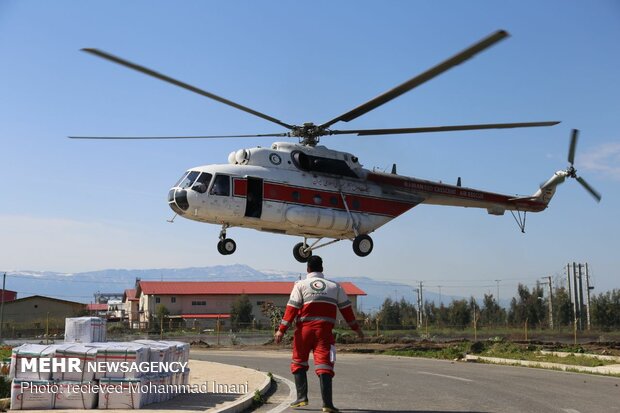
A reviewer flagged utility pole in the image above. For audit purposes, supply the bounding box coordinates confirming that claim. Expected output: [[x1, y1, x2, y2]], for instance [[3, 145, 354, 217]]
[[438, 285, 442, 306], [585, 263, 592, 331], [545, 276, 554, 329], [566, 263, 572, 326], [419, 281, 424, 328], [572, 262, 579, 331], [415, 283, 424, 328], [0, 272, 6, 342], [578, 263, 585, 331], [494, 279, 500, 304]]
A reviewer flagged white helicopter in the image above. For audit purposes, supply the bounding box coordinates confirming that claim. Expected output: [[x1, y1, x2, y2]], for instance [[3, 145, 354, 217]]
[[71, 30, 600, 262]]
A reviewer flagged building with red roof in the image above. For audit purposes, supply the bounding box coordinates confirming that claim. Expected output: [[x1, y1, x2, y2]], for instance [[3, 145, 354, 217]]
[[0, 288, 17, 303], [130, 280, 365, 329]]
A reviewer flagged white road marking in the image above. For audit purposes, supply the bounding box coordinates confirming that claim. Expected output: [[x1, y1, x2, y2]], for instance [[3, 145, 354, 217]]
[[561, 409, 581, 413], [418, 371, 473, 382], [267, 374, 297, 413]]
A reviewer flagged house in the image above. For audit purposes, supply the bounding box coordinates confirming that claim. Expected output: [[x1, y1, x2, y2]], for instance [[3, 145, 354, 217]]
[[2, 295, 85, 329], [123, 288, 139, 328], [131, 281, 366, 329], [0, 288, 17, 303], [85, 303, 109, 317]]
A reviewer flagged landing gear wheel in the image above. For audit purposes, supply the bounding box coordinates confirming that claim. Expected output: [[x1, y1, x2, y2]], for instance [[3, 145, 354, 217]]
[[217, 241, 226, 255], [352, 234, 373, 257], [217, 238, 236, 255], [293, 242, 312, 263]]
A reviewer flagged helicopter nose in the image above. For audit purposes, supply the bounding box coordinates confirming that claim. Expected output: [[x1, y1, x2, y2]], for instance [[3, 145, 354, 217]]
[[168, 188, 189, 214]]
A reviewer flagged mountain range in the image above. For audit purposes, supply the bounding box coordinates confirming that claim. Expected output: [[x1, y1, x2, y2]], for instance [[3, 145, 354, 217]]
[[4, 264, 458, 312]]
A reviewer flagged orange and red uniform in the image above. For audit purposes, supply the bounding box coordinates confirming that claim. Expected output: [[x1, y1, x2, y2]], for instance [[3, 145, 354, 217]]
[[278, 272, 361, 376]]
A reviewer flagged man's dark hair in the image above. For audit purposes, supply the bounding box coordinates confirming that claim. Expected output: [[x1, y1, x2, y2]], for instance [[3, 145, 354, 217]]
[[307, 255, 323, 273]]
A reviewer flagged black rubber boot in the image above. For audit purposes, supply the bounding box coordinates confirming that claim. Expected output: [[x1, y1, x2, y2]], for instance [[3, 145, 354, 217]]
[[319, 373, 339, 413], [290, 371, 309, 408]]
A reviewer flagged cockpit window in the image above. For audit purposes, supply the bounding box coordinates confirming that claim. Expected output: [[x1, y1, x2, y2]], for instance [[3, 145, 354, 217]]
[[174, 172, 189, 187], [178, 171, 200, 189], [192, 172, 212, 193], [210, 174, 230, 196]]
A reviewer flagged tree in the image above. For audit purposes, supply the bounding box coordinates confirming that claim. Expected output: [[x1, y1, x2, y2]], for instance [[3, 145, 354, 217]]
[[448, 299, 471, 329], [553, 286, 572, 327], [480, 294, 505, 326], [507, 283, 547, 328], [155, 304, 169, 320], [230, 294, 253, 329], [376, 298, 418, 329], [260, 301, 283, 331], [591, 289, 620, 330]]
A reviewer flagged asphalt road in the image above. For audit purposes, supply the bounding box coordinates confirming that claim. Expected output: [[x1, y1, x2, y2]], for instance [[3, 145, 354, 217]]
[[192, 349, 620, 413]]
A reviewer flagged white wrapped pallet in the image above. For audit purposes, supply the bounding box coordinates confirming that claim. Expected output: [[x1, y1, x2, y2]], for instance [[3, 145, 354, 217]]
[[10, 379, 55, 410], [133, 340, 173, 364], [9, 344, 57, 380], [98, 377, 148, 409], [64, 317, 106, 343], [52, 344, 98, 381], [93, 342, 149, 379], [54, 381, 99, 409], [158, 340, 190, 364]]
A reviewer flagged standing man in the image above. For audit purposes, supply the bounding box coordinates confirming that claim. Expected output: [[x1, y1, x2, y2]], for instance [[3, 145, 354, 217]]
[[274, 256, 364, 412]]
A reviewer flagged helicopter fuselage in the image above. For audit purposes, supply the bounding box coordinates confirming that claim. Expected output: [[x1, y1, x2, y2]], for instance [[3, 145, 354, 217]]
[[167, 142, 549, 244]]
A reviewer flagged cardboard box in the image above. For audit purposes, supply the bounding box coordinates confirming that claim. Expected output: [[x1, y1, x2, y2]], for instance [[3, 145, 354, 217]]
[[10, 379, 55, 410]]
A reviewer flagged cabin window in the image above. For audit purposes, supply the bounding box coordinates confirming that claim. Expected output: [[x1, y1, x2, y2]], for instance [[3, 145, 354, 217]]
[[292, 191, 300, 201], [313, 194, 322, 205], [210, 175, 231, 196], [330, 196, 338, 206], [178, 171, 200, 189], [352, 199, 361, 209]]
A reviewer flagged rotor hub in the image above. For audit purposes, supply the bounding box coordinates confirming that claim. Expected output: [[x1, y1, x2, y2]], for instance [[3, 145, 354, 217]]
[[566, 165, 577, 178], [288, 122, 330, 146]]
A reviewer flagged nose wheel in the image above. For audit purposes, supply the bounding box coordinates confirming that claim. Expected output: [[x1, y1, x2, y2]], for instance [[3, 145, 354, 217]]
[[217, 225, 236, 255]]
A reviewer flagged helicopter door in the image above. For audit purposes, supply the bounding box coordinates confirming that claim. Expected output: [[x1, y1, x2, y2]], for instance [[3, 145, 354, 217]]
[[245, 177, 263, 218]]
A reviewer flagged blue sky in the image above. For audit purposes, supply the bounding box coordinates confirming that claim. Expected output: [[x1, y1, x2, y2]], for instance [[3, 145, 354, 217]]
[[1, 1, 618, 300]]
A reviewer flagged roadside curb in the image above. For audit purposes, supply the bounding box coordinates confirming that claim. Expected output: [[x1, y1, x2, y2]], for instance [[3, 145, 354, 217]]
[[209, 370, 272, 413], [465, 355, 620, 376]]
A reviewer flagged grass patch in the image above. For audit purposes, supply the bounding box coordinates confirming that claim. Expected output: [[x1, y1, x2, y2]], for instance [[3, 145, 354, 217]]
[[383, 342, 470, 360], [378, 341, 618, 368], [480, 342, 617, 367], [0, 346, 12, 360]]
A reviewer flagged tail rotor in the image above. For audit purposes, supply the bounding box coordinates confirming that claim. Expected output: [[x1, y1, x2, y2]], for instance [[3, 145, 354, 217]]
[[565, 129, 602, 202]]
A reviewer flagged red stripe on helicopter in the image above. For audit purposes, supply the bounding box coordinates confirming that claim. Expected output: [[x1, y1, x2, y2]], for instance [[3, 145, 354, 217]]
[[233, 178, 416, 217], [366, 172, 546, 211]]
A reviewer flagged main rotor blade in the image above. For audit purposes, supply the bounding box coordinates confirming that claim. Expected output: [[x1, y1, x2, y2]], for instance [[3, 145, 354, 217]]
[[576, 176, 602, 202], [568, 129, 579, 165], [320, 30, 509, 129], [329, 121, 560, 136], [68, 133, 289, 140], [81, 48, 294, 130]]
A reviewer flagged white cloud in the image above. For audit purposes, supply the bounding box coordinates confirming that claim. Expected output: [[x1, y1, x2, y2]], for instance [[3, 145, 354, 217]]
[[580, 142, 620, 180]]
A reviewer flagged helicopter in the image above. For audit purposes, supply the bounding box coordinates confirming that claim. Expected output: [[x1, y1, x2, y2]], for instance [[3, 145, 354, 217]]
[[71, 30, 600, 262]]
